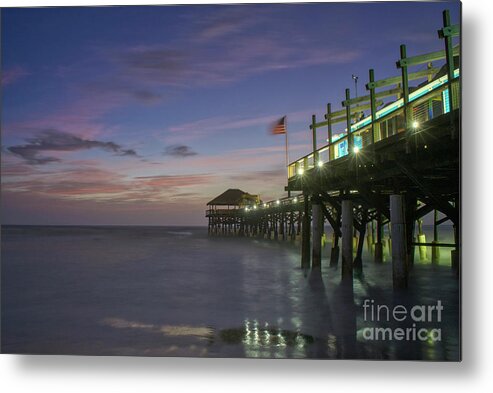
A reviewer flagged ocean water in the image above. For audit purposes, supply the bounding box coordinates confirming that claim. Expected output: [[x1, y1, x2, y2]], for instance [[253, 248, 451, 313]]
[[1, 225, 460, 360]]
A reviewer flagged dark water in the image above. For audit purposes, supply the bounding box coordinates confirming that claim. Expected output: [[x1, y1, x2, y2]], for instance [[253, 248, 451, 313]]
[[1, 225, 460, 360]]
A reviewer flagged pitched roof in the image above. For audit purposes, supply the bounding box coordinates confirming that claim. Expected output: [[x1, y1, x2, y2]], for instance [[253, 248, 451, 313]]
[[207, 189, 256, 206]]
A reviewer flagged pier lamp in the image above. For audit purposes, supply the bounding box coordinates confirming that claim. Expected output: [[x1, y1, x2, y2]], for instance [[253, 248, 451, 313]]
[[245, 207, 249, 212], [353, 146, 360, 154], [412, 121, 419, 129], [253, 205, 257, 210], [317, 160, 324, 168], [263, 203, 267, 208], [276, 200, 280, 206], [293, 197, 298, 203], [297, 168, 304, 176]]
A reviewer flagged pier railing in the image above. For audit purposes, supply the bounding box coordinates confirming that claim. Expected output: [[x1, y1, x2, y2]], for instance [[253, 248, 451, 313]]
[[244, 193, 306, 212], [206, 208, 242, 217], [287, 67, 460, 180], [252, 68, 460, 211], [287, 9, 460, 181]]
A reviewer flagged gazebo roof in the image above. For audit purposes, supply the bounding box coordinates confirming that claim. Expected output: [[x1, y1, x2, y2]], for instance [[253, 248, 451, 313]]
[[207, 189, 256, 206]]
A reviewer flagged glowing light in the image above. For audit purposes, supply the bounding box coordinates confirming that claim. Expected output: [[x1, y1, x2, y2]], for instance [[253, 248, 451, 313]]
[[317, 160, 324, 167], [293, 197, 298, 203], [276, 200, 280, 205], [297, 168, 304, 175], [245, 207, 249, 212], [353, 146, 360, 153], [412, 121, 419, 129], [263, 203, 267, 208], [253, 205, 257, 210]]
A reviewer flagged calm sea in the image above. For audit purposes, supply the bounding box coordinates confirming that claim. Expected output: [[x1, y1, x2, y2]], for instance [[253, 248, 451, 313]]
[[1, 225, 459, 360]]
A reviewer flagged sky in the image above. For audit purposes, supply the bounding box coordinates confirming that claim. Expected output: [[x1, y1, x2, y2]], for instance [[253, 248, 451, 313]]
[[1, 1, 460, 226]]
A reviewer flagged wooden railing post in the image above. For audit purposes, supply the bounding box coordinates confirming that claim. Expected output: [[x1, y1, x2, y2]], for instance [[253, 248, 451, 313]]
[[345, 88, 353, 154], [326, 103, 333, 160], [369, 69, 378, 144], [311, 114, 317, 166], [399, 44, 410, 129], [439, 9, 459, 139], [441, 9, 456, 111]]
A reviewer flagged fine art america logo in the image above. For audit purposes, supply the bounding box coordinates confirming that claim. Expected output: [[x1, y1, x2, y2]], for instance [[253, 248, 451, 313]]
[[361, 299, 443, 342]]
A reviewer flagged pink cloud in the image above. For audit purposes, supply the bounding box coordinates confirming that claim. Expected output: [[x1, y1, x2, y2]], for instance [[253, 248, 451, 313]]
[[1, 66, 30, 86], [135, 174, 214, 188], [2, 160, 216, 205]]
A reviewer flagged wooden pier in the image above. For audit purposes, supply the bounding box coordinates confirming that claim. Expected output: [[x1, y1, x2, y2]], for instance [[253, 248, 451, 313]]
[[206, 10, 460, 289]]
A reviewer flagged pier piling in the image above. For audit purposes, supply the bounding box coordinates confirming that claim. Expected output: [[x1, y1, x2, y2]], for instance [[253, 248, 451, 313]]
[[312, 200, 323, 268], [301, 194, 311, 269], [390, 194, 407, 289], [374, 212, 383, 263], [341, 199, 353, 281], [353, 209, 367, 272], [330, 209, 341, 267], [432, 210, 440, 264]]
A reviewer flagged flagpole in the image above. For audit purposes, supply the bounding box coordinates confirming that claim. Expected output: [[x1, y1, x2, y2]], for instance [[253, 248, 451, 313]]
[[285, 117, 289, 169], [285, 117, 290, 197]]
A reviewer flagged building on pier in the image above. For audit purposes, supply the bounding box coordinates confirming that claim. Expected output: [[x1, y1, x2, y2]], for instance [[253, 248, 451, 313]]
[[206, 189, 260, 235]]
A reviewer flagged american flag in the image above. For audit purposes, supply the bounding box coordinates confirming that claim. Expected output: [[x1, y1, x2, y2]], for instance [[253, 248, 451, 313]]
[[270, 116, 287, 135]]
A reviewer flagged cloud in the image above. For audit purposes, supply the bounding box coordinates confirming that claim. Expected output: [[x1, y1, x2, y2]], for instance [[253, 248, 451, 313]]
[[1, 66, 30, 86], [229, 168, 286, 182], [2, 159, 216, 206], [134, 174, 212, 188], [131, 89, 162, 103], [114, 40, 361, 90], [107, 6, 362, 93], [7, 129, 138, 165], [81, 80, 163, 104], [163, 144, 198, 157], [193, 6, 263, 42], [170, 192, 200, 198]]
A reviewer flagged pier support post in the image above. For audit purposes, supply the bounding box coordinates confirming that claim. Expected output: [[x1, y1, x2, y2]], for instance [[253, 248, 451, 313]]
[[301, 194, 311, 269], [330, 234, 340, 267], [374, 212, 383, 263], [353, 209, 367, 272], [274, 214, 279, 240], [290, 212, 296, 241], [405, 196, 417, 268], [432, 209, 440, 264], [281, 212, 286, 241], [417, 219, 427, 261], [390, 194, 407, 289], [312, 200, 323, 269], [341, 200, 353, 281], [330, 209, 341, 267], [366, 221, 373, 251]]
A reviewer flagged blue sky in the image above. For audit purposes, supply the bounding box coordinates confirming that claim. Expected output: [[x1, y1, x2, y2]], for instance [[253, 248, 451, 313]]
[[1, 2, 460, 225]]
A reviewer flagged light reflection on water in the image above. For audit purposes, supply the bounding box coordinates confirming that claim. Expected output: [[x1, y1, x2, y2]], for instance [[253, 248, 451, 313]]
[[1, 225, 459, 359]]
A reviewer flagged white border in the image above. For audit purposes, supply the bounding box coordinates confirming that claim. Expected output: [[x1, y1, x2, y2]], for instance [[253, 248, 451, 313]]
[[2, 0, 493, 392]]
